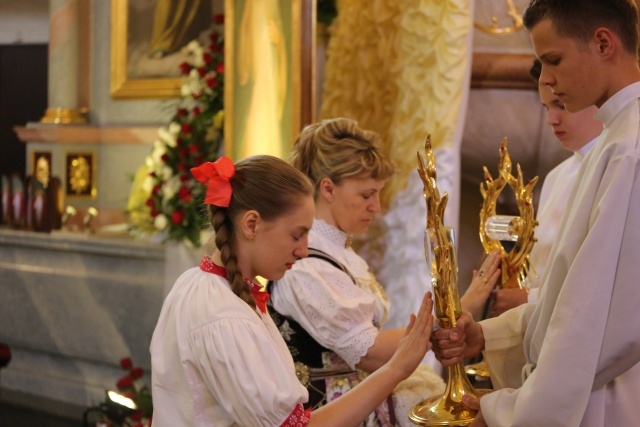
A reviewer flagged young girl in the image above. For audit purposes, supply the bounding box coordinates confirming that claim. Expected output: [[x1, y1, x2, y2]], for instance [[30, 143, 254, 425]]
[[150, 154, 435, 426]]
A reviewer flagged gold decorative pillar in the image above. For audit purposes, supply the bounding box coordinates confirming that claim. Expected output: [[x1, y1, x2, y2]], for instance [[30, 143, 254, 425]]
[[42, 0, 89, 124]]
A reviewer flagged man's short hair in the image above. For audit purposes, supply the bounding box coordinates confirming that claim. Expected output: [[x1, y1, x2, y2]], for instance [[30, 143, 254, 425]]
[[523, 0, 639, 57]]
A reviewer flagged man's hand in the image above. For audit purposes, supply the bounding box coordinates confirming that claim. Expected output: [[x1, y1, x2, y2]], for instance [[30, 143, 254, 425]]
[[491, 287, 528, 317], [463, 395, 487, 427], [430, 311, 485, 366]]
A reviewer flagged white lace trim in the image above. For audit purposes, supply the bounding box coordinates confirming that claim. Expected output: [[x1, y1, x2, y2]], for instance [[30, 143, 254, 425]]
[[312, 218, 351, 248]]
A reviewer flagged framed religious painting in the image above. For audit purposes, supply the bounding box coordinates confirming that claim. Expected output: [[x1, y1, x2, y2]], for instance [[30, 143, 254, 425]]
[[110, 0, 215, 98], [224, 0, 315, 160]]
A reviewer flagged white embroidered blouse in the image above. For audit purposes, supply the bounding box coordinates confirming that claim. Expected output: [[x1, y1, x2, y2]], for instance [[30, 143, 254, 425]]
[[271, 219, 391, 370]]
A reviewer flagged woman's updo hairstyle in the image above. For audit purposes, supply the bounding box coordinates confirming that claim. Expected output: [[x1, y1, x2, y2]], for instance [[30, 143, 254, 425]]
[[290, 117, 395, 197], [208, 155, 312, 309]]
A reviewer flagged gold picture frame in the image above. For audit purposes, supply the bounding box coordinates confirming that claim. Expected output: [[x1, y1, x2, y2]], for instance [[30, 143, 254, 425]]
[[110, 0, 214, 99], [224, 0, 314, 160]]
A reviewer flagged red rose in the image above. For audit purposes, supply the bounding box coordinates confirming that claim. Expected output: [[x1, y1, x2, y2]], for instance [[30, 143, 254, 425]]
[[210, 31, 220, 42], [206, 76, 219, 88], [150, 208, 160, 217], [203, 53, 213, 64], [120, 357, 133, 369], [180, 173, 189, 182], [216, 63, 224, 74], [179, 62, 191, 75], [181, 123, 192, 135], [192, 106, 201, 117], [210, 43, 220, 53], [213, 14, 224, 24], [129, 366, 144, 380], [197, 67, 207, 77], [176, 108, 188, 118], [188, 144, 200, 154], [145, 198, 155, 207], [160, 153, 168, 162], [177, 163, 187, 171], [116, 375, 133, 391], [152, 185, 161, 196], [178, 187, 192, 203], [124, 391, 136, 400], [171, 211, 185, 225]]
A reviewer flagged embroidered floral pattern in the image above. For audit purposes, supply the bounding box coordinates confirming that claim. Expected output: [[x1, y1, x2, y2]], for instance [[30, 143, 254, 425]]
[[280, 404, 311, 427]]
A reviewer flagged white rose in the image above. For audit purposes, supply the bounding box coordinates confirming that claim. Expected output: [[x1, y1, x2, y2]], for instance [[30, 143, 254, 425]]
[[162, 175, 181, 200], [162, 166, 174, 180], [158, 127, 177, 147], [168, 121, 181, 136], [154, 214, 168, 231], [181, 83, 191, 97], [186, 40, 200, 53]]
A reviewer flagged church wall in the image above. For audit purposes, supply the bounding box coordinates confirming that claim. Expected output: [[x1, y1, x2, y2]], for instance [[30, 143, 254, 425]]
[[0, 0, 49, 44]]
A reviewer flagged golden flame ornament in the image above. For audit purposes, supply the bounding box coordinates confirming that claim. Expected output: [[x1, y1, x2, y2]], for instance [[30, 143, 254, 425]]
[[479, 137, 538, 289]]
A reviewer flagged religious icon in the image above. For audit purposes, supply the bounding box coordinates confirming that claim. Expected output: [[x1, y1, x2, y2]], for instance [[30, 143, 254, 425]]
[[32, 152, 52, 188], [65, 152, 97, 199]]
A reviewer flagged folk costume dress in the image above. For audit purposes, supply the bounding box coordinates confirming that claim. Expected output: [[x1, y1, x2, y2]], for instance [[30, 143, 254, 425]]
[[150, 257, 310, 427], [270, 219, 444, 427], [480, 82, 640, 426]]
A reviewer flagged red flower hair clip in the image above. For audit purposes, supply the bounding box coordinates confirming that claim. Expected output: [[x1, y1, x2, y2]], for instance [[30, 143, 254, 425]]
[[191, 156, 235, 207]]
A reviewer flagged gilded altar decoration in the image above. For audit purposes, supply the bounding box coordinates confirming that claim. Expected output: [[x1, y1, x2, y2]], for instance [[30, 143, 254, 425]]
[[409, 135, 489, 427], [474, 0, 523, 35], [66, 152, 96, 198], [479, 137, 538, 289]]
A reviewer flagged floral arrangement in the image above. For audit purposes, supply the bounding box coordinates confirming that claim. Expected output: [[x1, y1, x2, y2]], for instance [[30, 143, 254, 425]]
[[127, 15, 225, 247], [115, 357, 153, 426], [84, 357, 152, 427]]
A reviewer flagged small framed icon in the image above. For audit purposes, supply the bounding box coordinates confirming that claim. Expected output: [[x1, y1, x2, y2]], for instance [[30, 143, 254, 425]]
[[65, 152, 97, 199]]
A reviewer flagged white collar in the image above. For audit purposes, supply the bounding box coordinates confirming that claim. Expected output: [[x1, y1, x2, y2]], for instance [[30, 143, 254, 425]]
[[595, 81, 640, 128], [312, 218, 351, 248]]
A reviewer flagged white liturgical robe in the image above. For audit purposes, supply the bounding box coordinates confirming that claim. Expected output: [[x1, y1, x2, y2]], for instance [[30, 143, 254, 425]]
[[480, 82, 640, 426], [527, 137, 597, 303]]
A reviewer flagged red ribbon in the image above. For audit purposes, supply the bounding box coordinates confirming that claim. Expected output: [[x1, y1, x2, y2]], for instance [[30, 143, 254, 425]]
[[191, 156, 235, 207], [245, 278, 270, 315], [200, 256, 270, 314]]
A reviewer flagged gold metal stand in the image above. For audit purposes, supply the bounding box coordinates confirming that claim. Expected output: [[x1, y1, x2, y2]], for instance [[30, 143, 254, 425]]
[[40, 107, 88, 124], [409, 135, 490, 426]]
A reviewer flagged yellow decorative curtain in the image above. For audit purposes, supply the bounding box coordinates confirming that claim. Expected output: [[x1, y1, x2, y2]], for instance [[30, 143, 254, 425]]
[[320, 0, 471, 204]]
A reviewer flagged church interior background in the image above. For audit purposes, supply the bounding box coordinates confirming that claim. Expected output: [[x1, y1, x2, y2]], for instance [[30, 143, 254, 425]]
[[0, 0, 570, 422]]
